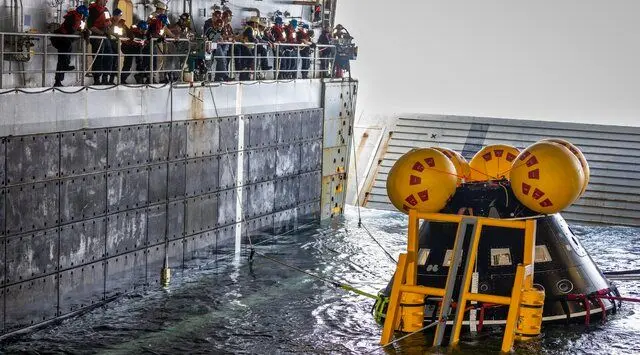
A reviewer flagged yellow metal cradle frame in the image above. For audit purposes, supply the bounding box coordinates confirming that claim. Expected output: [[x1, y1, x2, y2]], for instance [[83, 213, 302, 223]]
[[380, 210, 537, 352]]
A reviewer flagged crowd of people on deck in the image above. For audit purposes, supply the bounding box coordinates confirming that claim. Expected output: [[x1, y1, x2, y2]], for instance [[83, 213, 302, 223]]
[[50, 1, 353, 87]]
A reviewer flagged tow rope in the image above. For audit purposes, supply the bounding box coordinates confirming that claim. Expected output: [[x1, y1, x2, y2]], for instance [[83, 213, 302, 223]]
[[347, 85, 397, 266], [603, 268, 640, 275]]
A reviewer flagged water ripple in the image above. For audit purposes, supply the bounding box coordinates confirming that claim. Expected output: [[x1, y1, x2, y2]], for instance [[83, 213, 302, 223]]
[[1, 206, 639, 354]]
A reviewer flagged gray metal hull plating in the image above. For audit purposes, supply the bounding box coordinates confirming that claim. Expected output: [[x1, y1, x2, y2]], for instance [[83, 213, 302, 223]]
[[0, 79, 357, 335]]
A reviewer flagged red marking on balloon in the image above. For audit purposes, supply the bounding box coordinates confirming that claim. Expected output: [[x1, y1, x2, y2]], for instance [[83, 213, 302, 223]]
[[540, 199, 553, 207], [528, 169, 540, 179], [424, 158, 435, 167], [532, 188, 545, 200], [522, 183, 531, 195], [403, 204, 410, 212], [417, 190, 429, 202], [494, 149, 504, 157], [412, 162, 424, 172], [506, 153, 516, 162], [526, 156, 538, 167], [405, 194, 418, 206], [409, 175, 421, 185], [482, 153, 492, 161], [519, 151, 531, 161], [441, 151, 451, 158]]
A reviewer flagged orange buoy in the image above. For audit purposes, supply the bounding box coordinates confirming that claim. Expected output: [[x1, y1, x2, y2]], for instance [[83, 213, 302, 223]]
[[541, 138, 590, 197], [433, 147, 471, 185], [386, 148, 458, 214], [510, 141, 585, 214], [468, 145, 520, 181]]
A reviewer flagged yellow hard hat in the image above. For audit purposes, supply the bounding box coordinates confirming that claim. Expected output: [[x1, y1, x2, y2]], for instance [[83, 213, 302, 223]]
[[248, 16, 260, 24], [155, 1, 167, 10]]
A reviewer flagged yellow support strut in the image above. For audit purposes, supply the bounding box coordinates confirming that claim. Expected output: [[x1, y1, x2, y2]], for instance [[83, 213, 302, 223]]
[[380, 210, 539, 353]]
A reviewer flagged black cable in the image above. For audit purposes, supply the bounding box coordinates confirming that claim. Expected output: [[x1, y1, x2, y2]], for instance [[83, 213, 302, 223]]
[[603, 269, 640, 276], [53, 87, 86, 94], [361, 223, 397, 264], [0, 78, 306, 95]]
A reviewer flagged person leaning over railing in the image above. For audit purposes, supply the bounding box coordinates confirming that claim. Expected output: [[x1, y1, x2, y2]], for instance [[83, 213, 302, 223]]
[[51, 5, 89, 87], [120, 21, 148, 84], [271, 16, 290, 79], [297, 23, 314, 79], [106, 8, 124, 85], [164, 13, 193, 83], [87, 0, 115, 85], [283, 19, 298, 79]]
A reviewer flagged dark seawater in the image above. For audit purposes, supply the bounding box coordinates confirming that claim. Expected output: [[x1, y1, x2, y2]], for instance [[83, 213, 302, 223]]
[[1, 206, 639, 354]]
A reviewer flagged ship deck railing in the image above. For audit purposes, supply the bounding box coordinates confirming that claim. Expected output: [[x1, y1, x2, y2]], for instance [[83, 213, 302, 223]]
[[0, 31, 337, 89]]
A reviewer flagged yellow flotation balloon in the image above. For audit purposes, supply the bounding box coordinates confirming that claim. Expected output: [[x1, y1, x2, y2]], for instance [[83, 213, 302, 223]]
[[386, 148, 458, 214], [433, 147, 471, 185], [541, 138, 590, 196], [510, 141, 585, 214], [469, 145, 520, 181]]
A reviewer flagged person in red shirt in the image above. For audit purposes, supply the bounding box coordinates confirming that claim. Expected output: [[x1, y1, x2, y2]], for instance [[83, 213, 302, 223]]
[[272, 17, 291, 79], [51, 5, 88, 87], [144, 13, 169, 83], [313, 4, 321, 23], [87, 0, 115, 85], [119, 20, 148, 84], [283, 19, 298, 79]]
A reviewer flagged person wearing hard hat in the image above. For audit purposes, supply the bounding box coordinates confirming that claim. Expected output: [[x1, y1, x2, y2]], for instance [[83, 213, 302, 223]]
[[163, 13, 192, 82], [150, 1, 167, 19], [317, 26, 333, 78], [234, 16, 260, 80], [282, 19, 298, 79], [271, 16, 290, 79], [87, 0, 115, 85], [254, 17, 272, 73], [144, 13, 170, 83], [297, 23, 314, 79], [51, 5, 89, 87], [105, 8, 125, 84], [120, 20, 148, 84]]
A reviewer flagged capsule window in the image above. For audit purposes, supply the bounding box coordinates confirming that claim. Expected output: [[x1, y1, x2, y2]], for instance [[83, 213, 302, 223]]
[[490, 248, 512, 266], [535, 245, 552, 263], [442, 249, 453, 267], [418, 248, 430, 266]]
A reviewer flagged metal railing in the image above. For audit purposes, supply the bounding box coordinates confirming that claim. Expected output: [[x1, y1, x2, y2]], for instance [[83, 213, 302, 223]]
[[0, 31, 337, 89]]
